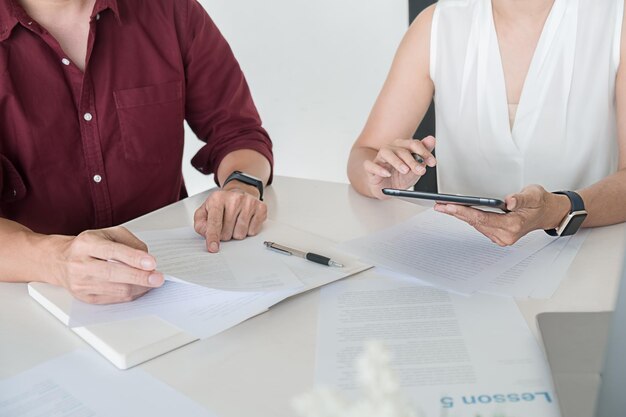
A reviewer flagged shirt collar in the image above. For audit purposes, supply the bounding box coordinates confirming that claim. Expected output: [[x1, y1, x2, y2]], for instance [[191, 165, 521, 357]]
[[94, 0, 121, 24], [0, 0, 121, 42], [0, 1, 19, 42]]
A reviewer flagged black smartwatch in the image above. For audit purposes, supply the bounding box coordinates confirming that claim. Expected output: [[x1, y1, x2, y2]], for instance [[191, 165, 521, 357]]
[[545, 191, 587, 237], [223, 171, 264, 201]]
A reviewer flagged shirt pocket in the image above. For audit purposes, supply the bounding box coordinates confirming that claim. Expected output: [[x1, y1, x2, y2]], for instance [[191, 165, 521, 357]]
[[0, 154, 26, 204], [114, 81, 184, 163]]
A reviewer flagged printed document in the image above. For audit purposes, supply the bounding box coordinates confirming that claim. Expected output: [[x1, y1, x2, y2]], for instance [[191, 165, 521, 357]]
[[315, 272, 559, 417], [483, 229, 589, 298], [68, 279, 269, 337], [68, 221, 372, 339], [0, 350, 215, 417], [339, 210, 556, 295], [141, 221, 372, 339], [136, 226, 303, 292], [530, 229, 589, 298]]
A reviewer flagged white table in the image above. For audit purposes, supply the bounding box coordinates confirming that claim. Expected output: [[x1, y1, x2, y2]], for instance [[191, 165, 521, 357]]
[[1, 176, 624, 417]]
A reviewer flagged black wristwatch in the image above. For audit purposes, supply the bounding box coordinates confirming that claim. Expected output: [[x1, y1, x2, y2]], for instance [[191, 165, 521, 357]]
[[545, 191, 587, 237], [223, 171, 264, 201]]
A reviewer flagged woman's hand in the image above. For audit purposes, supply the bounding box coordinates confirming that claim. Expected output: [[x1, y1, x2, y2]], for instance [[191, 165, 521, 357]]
[[364, 136, 437, 199], [433, 185, 571, 246]]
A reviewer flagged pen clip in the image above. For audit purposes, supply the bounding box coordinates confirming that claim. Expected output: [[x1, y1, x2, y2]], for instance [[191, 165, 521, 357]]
[[263, 241, 293, 256]]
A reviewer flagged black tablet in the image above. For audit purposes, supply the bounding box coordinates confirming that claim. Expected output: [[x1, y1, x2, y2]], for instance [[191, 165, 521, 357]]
[[382, 189, 508, 211]]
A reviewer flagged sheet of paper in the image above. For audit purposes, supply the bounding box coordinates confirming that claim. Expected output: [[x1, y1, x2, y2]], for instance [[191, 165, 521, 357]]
[[483, 230, 589, 298], [482, 237, 569, 298], [339, 209, 555, 294], [0, 350, 215, 417], [136, 226, 303, 292], [155, 287, 281, 339], [315, 271, 560, 417], [137, 227, 302, 291], [530, 229, 589, 299], [161, 223, 373, 338], [68, 279, 265, 332], [70, 221, 372, 339]]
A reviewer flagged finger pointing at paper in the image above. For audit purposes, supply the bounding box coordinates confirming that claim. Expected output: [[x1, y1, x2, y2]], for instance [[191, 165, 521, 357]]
[[194, 187, 267, 253], [193, 150, 272, 253]]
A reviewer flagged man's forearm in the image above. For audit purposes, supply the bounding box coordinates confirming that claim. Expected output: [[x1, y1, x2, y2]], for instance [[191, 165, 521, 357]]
[[216, 149, 272, 188], [0, 219, 64, 284]]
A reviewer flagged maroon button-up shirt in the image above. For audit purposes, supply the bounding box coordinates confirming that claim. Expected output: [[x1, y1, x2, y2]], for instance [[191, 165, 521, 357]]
[[0, 0, 273, 235]]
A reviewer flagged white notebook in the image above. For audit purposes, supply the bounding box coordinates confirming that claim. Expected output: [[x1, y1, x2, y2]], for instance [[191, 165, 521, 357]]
[[28, 283, 198, 370]]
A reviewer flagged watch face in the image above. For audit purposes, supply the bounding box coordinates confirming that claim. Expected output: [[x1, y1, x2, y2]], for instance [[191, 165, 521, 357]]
[[561, 213, 588, 236]]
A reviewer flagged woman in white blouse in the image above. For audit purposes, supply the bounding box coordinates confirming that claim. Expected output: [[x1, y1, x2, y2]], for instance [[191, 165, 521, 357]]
[[348, 0, 626, 246]]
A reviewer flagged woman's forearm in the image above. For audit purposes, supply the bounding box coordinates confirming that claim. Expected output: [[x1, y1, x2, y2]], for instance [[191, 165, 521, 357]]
[[348, 146, 379, 198], [579, 169, 626, 227]]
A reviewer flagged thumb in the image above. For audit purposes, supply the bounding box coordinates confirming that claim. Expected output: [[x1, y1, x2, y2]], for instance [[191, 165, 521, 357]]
[[507, 185, 546, 211], [103, 226, 149, 252], [421, 135, 436, 151], [505, 193, 528, 211]]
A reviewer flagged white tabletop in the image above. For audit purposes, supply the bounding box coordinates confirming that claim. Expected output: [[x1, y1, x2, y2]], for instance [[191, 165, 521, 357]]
[[1, 176, 624, 417]]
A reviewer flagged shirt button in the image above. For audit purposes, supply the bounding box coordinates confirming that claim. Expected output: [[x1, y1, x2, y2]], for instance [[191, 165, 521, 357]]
[[83, 112, 93, 121], [93, 175, 102, 183], [61, 58, 70, 66], [96, 13, 101, 20]]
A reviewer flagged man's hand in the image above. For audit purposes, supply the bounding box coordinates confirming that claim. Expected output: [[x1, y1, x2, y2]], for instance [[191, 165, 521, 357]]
[[433, 185, 571, 246], [193, 183, 267, 253], [53, 226, 164, 304]]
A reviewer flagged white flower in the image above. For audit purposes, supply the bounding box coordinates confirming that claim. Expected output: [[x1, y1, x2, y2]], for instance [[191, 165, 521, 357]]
[[292, 341, 416, 417]]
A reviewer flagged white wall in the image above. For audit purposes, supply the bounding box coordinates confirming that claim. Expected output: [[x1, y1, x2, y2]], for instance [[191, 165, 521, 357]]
[[183, 0, 408, 195]]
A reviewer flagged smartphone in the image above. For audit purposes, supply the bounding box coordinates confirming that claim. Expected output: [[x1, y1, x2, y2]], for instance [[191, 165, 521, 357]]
[[382, 188, 509, 211]]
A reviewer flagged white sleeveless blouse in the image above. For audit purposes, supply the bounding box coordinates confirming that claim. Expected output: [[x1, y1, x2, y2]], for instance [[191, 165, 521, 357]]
[[430, 0, 623, 197]]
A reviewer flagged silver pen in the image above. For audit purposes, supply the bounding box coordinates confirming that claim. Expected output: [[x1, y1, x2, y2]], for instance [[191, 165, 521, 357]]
[[263, 241, 344, 268]]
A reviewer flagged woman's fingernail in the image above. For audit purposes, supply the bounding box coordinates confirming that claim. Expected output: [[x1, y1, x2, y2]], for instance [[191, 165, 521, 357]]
[[400, 166, 409, 174], [209, 241, 219, 252], [148, 273, 164, 286], [382, 170, 392, 177], [141, 257, 155, 270], [417, 168, 426, 175], [509, 198, 517, 210], [427, 157, 436, 167]]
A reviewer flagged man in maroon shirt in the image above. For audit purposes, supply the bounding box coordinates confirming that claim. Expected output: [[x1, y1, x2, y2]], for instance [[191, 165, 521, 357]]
[[0, 0, 274, 303]]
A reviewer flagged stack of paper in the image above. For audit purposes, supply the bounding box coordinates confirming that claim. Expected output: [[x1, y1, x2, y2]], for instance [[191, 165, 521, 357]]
[[339, 210, 587, 298], [0, 349, 216, 417], [315, 273, 560, 417], [30, 220, 372, 368], [68, 221, 371, 338]]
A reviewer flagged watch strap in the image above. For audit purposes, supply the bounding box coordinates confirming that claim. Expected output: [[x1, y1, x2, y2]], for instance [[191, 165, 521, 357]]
[[545, 191, 586, 236], [555, 191, 585, 212], [223, 171, 264, 201]]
